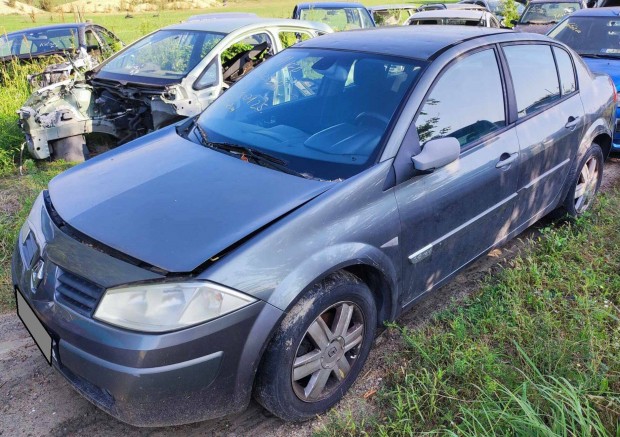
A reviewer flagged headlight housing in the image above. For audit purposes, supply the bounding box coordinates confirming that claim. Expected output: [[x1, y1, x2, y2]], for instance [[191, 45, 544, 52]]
[[93, 281, 256, 332]]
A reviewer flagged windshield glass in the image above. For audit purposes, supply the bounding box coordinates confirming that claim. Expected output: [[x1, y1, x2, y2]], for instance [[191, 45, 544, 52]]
[[520, 2, 580, 23], [96, 30, 224, 85], [193, 48, 426, 181], [549, 16, 620, 57], [299, 8, 375, 30], [0, 27, 79, 58]]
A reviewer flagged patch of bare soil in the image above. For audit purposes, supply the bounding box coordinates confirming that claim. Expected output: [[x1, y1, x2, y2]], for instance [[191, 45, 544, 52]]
[[0, 0, 44, 16], [1, 158, 619, 437]]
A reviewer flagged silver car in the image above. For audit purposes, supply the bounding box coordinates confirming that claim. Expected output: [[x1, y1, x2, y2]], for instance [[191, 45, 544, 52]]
[[17, 17, 331, 161]]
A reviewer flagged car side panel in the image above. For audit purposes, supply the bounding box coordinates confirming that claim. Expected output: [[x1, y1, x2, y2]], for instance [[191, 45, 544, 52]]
[[511, 94, 585, 229], [202, 161, 403, 318]]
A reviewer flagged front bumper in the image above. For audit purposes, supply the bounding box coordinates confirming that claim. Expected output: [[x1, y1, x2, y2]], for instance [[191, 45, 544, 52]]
[[11, 199, 283, 427]]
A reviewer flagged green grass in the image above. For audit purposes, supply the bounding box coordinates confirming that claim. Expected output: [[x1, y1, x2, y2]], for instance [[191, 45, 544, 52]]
[[0, 0, 447, 44], [318, 194, 620, 436], [0, 161, 72, 312]]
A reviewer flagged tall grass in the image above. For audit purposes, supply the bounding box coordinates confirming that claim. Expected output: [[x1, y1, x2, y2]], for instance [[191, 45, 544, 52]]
[[0, 60, 39, 175]]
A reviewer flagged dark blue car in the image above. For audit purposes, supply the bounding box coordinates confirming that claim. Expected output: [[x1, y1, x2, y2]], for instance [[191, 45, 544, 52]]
[[548, 7, 620, 150]]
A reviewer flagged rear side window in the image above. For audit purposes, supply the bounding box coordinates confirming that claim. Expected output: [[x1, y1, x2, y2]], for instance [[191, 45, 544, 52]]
[[553, 47, 576, 95], [415, 49, 506, 148], [504, 44, 560, 118]]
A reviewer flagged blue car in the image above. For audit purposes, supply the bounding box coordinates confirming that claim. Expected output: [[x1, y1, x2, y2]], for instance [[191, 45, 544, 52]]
[[548, 7, 620, 151]]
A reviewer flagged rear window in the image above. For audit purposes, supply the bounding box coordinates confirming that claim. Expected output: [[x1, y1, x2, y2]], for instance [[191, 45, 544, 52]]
[[553, 47, 576, 95], [503, 44, 561, 118]]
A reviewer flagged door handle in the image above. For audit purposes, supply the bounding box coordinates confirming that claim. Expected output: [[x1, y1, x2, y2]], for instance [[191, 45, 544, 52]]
[[565, 115, 581, 130], [496, 152, 519, 168]]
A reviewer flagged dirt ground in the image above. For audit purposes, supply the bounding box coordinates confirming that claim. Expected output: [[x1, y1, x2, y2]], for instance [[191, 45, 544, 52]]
[[1, 158, 619, 437]]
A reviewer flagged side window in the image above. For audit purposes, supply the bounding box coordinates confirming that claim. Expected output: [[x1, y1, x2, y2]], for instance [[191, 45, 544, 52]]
[[221, 33, 274, 84], [279, 31, 311, 49], [553, 47, 576, 95], [194, 60, 218, 90], [95, 27, 123, 54], [504, 44, 561, 118], [415, 49, 506, 148]]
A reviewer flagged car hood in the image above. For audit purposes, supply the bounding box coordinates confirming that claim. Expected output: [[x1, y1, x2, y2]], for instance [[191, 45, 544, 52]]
[[513, 23, 554, 34], [581, 57, 620, 89], [48, 127, 332, 273]]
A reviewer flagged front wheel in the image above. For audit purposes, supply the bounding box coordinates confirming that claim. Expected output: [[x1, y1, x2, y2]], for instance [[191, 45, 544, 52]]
[[562, 143, 604, 217], [254, 271, 377, 421]]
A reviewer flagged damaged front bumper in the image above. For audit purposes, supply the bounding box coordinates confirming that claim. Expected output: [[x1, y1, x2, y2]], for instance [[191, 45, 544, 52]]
[[12, 193, 282, 426]]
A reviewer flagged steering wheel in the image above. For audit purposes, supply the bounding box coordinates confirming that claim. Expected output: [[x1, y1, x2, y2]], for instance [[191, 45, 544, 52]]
[[354, 111, 390, 128]]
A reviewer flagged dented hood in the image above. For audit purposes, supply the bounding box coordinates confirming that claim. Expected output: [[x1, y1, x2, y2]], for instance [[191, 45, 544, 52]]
[[48, 127, 332, 272]]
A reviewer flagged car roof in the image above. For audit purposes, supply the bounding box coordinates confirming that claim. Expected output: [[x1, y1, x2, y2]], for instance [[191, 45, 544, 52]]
[[367, 4, 417, 11], [296, 25, 510, 60], [166, 17, 329, 33], [6, 23, 87, 35], [409, 9, 488, 18], [528, 0, 581, 3], [295, 2, 367, 8], [568, 6, 620, 15]]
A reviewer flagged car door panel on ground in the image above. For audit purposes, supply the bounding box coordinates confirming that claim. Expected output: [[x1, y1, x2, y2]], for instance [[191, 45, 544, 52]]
[[394, 47, 520, 305], [502, 43, 586, 230]]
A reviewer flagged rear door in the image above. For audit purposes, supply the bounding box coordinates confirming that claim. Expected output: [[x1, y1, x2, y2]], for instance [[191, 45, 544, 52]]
[[394, 47, 520, 304], [501, 43, 585, 229]]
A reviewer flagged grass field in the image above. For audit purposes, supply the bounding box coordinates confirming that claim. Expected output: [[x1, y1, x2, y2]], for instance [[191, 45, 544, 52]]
[[1, 0, 425, 43]]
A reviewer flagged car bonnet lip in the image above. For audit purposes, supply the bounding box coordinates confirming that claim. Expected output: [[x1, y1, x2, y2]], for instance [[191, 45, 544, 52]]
[[48, 128, 333, 273]]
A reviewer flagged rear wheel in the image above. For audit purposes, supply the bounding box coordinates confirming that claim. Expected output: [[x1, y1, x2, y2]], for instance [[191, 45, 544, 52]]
[[254, 271, 377, 421], [50, 135, 89, 162], [562, 143, 603, 217]]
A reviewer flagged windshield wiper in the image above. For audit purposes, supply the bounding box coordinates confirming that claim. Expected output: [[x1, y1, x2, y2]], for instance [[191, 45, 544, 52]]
[[191, 119, 308, 178]]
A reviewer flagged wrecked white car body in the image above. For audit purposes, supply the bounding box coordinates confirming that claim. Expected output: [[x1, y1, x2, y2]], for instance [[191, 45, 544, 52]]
[[18, 17, 332, 161]]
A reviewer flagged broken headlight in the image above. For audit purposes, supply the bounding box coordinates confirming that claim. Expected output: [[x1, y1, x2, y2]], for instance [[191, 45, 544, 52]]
[[94, 281, 256, 332]]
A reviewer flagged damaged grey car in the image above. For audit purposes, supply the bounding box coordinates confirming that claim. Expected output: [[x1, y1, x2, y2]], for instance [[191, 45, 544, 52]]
[[18, 17, 331, 161]]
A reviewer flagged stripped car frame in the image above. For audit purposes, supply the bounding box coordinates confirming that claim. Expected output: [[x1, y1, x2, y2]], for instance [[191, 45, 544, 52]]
[[18, 17, 331, 161]]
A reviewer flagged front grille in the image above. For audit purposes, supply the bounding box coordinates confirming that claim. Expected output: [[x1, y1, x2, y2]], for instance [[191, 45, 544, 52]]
[[55, 270, 104, 316]]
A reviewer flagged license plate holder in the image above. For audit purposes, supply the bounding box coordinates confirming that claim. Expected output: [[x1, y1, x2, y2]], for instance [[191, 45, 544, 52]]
[[16, 290, 52, 365]]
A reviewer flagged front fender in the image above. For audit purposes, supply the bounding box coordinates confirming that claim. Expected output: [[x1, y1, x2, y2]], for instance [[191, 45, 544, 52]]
[[269, 242, 399, 318]]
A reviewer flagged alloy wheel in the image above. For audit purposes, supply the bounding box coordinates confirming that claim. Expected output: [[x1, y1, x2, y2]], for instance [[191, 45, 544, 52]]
[[574, 155, 600, 213], [291, 301, 365, 402]]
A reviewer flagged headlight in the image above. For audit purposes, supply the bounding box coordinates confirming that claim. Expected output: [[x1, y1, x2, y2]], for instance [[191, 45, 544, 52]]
[[93, 282, 256, 332]]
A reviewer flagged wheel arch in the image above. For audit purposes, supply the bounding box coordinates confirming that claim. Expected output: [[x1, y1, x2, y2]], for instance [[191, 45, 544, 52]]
[[266, 242, 400, 326]]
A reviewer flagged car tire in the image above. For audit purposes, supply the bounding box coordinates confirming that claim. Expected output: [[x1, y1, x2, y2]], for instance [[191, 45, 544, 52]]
[[561, 142, 604, 218], [254, 271, 377, 421], [50, 135, 89, 162]]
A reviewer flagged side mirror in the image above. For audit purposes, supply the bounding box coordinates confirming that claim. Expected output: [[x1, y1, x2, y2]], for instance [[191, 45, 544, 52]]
[[412, 137, 460, 171], [510, 19, 519, 25]]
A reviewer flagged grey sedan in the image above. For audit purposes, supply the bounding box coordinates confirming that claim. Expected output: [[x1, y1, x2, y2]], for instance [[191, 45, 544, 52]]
[[12, 26, 615, 426]]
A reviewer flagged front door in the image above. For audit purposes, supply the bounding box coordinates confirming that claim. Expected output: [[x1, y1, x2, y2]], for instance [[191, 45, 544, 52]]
[[394, 47, 521, 305]]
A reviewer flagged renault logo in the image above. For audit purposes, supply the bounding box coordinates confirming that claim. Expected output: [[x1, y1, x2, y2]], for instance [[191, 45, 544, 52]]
[[30, 259, 45, 293]]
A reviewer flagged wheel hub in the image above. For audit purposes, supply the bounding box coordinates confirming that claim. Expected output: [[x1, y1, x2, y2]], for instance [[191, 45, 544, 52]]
[[321, 339, 344, 368]]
